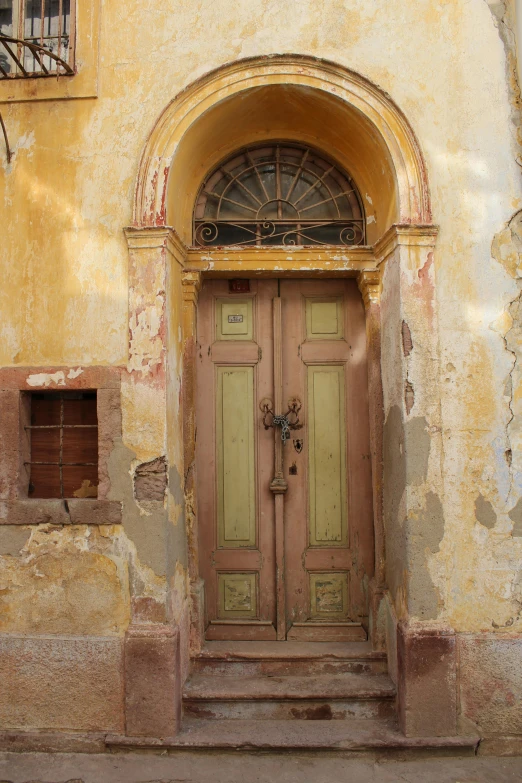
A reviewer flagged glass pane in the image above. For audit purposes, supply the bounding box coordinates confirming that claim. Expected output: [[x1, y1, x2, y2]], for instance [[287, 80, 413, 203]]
[[0, 0, 13, 34], [194, 144, 365, 246], [23, 0, 70, 71], [24, 0, 41, 38], [62, 464, 98, 498], [29, 463, 61, 498], [0, 0, 13, 74], [31, 427, 60, 462]]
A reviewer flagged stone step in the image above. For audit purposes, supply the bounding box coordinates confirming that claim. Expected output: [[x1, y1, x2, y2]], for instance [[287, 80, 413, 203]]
[[183, 697, 396, 721], [184, 672, 396, 700], [183, 672, 396, 721], [192, 640, 388, 676], [106, 719, 480, 754]]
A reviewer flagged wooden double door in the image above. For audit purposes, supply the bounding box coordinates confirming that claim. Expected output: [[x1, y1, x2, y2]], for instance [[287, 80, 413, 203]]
[[196, 278, 374, 642]]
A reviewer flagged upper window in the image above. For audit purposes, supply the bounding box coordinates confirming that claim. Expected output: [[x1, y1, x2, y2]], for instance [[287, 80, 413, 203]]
[[193, 143, 365, 248], [0, 0, 74, 77]]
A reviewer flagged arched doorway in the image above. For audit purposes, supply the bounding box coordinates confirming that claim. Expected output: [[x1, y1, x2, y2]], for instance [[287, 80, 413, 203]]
[[127, 54, 436, 661]]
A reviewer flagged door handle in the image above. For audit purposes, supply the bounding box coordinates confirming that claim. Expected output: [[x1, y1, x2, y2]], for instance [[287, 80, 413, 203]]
[[259, 397, 302, 443]]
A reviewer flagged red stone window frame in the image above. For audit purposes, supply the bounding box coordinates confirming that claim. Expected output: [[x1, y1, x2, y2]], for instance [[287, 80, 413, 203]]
[[0, 367, 122, 525]]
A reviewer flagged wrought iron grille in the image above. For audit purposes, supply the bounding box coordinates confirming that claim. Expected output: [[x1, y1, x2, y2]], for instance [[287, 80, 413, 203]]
[[193, 143, 365, 248], [0, 0, 73, 77]]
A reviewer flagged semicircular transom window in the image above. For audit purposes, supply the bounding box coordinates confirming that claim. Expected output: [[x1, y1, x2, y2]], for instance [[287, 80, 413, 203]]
[[193, 143, 365, 247]]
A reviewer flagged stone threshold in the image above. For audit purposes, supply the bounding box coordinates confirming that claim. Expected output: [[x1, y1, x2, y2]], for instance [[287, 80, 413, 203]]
[[105, 719, 480, 754]]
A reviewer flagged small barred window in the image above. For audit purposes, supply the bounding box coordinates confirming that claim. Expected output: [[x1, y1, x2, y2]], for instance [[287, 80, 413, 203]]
[[193, 143, 365, 248], [26, 391, 98, 499], [0, 0, 74, 77]]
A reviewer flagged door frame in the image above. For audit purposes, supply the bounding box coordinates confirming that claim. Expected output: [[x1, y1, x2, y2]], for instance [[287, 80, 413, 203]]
[[181, 241, 387, 652]]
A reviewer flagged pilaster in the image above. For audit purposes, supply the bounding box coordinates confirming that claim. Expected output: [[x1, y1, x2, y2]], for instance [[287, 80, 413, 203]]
[[378, 224, 448, 735]]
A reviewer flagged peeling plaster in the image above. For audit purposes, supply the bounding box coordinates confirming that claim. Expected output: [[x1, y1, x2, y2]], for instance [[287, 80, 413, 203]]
[[26, 371, 66, 387], [485, 0, 522, 158], [0, 525, 131, 635]]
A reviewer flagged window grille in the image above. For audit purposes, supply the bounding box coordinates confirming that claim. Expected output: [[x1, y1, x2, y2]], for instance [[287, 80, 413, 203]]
[[0, 0, 74, 77], [26, 391, 98, 499], [193, 143, 365, 248]]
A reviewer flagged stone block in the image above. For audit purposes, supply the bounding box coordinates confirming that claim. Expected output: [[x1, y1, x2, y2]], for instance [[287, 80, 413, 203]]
[[458, 634, 522, 735], [0, 499, 122, 525], [0, 635, 124, 731], [397, 621, 457, 737], [124, 624, 181, 737], [0, 390, 22, 500]]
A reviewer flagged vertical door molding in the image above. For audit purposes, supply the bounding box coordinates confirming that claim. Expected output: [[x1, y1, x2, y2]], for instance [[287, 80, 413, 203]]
[[269, 296, 288, 640], [181, 270, 204, 651]]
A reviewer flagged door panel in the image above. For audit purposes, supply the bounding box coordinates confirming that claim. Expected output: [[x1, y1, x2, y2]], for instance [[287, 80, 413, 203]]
[[197, 279, 277, 641], [308, 364, 347, 547], [281, 279, 373, 642], [216, 365, 256, 548], [196, 278, 373, 642]]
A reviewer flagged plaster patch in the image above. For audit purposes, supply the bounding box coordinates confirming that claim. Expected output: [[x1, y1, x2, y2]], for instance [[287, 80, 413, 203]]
[[0, 526, 30, 556], [67, 367, 84, 379], [409, 491, 444, 620], [475, 493, 497, 529], [405, 416, 430, 486], [108, 437, 168, 578], [509, 496, 522, 535], [26, 371, 66, 387]]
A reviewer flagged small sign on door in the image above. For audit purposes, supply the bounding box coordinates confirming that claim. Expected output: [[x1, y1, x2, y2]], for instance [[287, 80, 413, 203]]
[[228, 314, 244, 323]]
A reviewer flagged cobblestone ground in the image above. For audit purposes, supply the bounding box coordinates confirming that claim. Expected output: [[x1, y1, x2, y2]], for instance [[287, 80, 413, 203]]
[[1, 752, 522, 783]]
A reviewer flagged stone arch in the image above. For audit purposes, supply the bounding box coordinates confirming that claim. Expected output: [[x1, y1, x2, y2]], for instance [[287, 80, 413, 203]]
[[133, 54, 431, 242]]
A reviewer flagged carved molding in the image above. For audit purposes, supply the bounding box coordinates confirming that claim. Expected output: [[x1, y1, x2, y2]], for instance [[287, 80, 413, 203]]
[[357, 270, 382, 309], [181, 270, 202, 306], [124, 226, 188, 265], [374, 223, 439, 264]]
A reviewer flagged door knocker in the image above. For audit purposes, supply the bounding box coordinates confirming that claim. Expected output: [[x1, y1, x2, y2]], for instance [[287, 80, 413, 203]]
[[259, 397, 302, 443]]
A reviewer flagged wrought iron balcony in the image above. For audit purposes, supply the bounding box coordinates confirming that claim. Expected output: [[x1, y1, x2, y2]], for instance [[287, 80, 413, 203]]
[[0, 34, 73, 78]]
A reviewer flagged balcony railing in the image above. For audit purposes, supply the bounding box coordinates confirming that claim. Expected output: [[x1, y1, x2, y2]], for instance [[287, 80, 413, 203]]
[[0, 34, 73, 78]]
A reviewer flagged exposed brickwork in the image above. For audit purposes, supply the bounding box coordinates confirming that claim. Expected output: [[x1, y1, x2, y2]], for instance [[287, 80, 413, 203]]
[[134, 457, 168, 502]]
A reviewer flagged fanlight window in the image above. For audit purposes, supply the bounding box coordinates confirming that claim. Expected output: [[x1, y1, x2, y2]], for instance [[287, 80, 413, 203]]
[[193, 143, 365, 247]]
